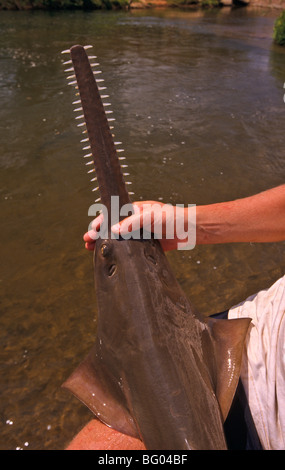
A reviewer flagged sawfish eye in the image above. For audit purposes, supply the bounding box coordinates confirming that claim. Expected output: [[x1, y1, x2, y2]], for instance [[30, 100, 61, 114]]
[[101, 244, 109, 257], [100, 243, 116, 276]]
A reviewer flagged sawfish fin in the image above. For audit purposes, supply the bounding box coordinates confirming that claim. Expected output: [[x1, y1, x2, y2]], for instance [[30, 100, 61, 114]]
[[62, 317, 250, 441], [62, 344, 140, 440], [206, 316, 251, 422]]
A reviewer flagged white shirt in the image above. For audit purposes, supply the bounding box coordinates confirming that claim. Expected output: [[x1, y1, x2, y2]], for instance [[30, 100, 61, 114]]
[[228, 275, 285, 450]]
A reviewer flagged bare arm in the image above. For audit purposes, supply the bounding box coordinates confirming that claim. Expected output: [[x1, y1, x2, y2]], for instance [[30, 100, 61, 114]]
[[84, 185, 285, 251], [65, 419, 145, 450], [196, 185, 285, 245]]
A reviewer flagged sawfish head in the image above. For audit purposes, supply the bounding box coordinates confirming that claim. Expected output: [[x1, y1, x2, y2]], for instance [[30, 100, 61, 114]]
[[61, 45, 251, 450], [65, 232, 251, 449]]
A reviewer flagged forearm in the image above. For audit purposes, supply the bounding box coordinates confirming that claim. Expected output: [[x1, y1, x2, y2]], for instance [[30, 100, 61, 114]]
[[195, 185, 285, 245], [84, 185, 285, 251]]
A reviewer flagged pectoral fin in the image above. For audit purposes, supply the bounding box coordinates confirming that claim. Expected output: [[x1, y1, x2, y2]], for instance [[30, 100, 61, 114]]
[[207, 317, 251, 421], [62, 344, 140, 440]]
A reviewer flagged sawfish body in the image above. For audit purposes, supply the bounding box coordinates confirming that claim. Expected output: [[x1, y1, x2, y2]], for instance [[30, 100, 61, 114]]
[[62, 45, 251, 450]]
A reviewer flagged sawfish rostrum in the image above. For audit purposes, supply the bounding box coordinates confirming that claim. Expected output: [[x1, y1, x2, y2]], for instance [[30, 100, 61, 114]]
[[61, 45, 251, 450]]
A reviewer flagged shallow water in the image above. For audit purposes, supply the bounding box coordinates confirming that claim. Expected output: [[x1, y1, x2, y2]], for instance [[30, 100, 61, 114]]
[[0, 7, 284, 450]]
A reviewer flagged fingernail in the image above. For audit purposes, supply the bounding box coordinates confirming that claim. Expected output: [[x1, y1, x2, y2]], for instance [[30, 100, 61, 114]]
[[111, 223, 120, 233]]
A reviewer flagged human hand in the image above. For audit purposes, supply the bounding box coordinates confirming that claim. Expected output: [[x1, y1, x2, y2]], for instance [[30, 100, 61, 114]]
[[83, 200, 195, 252]]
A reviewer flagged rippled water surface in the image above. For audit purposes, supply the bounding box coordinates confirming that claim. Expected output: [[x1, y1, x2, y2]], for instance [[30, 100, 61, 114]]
[[0, 7, 285, 450]]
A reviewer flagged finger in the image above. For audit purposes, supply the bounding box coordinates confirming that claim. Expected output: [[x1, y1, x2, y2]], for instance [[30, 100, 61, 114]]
[[83, 232, 92, 242], [111, 205, 142, 235], [85, 241, 95, 251], [83, 230, 98, 242], [84, 212, 105, 242], [91, 212, 104, 231]]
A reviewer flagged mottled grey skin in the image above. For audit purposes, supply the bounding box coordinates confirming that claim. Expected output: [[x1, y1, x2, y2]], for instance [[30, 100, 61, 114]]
[[63, 45, 251, 450]]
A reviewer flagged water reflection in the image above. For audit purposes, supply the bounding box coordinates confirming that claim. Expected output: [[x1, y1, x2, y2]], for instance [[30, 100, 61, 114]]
[[0, 7, 284, 450]]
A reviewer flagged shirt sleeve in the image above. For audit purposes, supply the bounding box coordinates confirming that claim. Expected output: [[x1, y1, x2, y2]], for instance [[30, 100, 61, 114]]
[[228, 275, 285, 450]]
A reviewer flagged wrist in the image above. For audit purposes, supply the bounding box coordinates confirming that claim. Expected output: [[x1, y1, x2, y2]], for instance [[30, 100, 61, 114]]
[[195, 203, 234, 245]]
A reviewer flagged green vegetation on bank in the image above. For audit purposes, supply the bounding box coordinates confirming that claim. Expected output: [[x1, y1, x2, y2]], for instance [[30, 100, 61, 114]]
[[273, 10, 285, 46], [0, 0, 135, 9], [0, 0, 223, 9]]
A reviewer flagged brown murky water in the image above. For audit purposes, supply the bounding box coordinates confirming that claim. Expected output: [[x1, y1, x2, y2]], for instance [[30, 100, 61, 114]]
[[0, 7, 284, 450]]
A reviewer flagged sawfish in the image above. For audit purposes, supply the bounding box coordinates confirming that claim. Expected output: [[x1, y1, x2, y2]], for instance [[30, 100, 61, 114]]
[[61, 45, 251, 450]]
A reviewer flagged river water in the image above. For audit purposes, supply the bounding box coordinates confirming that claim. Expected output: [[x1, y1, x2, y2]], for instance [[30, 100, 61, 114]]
[[0, 7, 284, 450]]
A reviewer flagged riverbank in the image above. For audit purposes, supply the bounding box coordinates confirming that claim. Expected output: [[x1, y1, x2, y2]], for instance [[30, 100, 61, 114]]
[[134, 0, 285, 9], [250, 0, 283, 8], [0, 0, 284, 11]]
